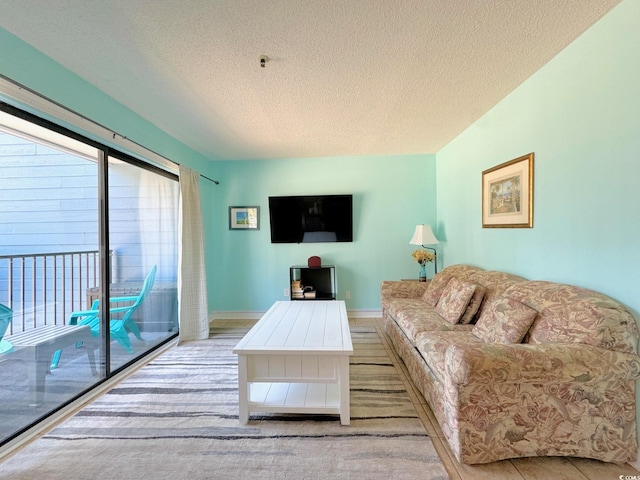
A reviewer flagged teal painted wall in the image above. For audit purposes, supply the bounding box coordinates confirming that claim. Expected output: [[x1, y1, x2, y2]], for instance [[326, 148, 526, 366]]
[[208, 154, 436, 312], [436, 0, 640, 319]]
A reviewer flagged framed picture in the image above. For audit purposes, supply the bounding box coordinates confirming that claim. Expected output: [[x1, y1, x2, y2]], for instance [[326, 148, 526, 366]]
[[229, 206, 260, 230], [482, 153, 534, 228]]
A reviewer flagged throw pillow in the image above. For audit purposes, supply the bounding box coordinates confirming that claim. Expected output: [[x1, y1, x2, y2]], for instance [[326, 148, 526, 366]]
[[422, 274, 453, 307], [435, 278, 477, 324], [472, 296, 538, 344], [459, 284, 485, 324]]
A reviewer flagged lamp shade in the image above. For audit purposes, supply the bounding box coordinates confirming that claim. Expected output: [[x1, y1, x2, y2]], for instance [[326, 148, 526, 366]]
[[409, 224, 439, 246]]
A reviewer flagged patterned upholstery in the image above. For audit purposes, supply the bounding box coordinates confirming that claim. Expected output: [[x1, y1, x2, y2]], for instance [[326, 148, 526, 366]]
[[435, 278, 477, 324], [383, 297, 471, 343], [415, 330, 483, 384], [380, 265, 640, 465], [422, 264, 482, 306], [472, 296, 538, 344], [380, 279, 428, 301], [505, 281, 639, 354], [460, 284, 485, 324]]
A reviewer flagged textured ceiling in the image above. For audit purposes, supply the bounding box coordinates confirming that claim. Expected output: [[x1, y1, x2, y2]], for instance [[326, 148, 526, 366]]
[[0, 1, 621, 161]]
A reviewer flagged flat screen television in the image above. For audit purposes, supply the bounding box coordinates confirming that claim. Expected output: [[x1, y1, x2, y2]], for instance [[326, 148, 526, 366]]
[[268, 195, 353, 243]]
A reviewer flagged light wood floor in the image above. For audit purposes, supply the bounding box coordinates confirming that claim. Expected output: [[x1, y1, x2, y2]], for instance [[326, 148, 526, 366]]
[[360, 317, 640, 480], [215, 317, 640, 479]]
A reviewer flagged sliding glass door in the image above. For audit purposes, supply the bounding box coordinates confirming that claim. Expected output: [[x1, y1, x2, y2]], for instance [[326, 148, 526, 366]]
[[0, 106, 179, 445]]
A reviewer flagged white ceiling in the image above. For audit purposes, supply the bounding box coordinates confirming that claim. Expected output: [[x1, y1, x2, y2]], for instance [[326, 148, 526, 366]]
[[0, 0, 621, 161]]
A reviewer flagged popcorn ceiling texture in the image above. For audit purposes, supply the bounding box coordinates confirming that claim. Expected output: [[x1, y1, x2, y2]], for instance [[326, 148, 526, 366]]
[[0, 0, 621, 160]]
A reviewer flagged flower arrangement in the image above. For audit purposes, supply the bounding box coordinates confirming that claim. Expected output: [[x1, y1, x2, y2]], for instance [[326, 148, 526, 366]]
[[412, 249, 435, 265]]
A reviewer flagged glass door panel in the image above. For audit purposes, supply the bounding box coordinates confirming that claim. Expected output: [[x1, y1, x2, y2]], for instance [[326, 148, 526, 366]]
[[0, 121, 104, 444], [107, 156, 179, 371]]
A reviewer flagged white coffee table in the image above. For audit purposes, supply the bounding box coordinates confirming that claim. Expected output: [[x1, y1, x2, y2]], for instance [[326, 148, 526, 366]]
[[233, 300, 353, 425]]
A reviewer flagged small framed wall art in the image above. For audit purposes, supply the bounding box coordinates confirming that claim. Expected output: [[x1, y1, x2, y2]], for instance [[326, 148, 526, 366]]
[[229, 206, 260, 230], [482, 153, 534, 228]]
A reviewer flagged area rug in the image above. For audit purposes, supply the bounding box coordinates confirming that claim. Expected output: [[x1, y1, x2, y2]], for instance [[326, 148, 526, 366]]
[[0, 321, 448, 479]]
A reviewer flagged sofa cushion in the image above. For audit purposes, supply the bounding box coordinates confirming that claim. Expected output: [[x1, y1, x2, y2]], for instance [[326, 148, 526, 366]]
[[461, 270, 526, 320], [435, 278, 477, 324], [415, 331, 483, 384], [422, 275, 452, 307], [422, 264, 484, 306], [384, 298, 425, 322], [459, 285, 485, 325], [472, 297, 537, 344], [421, 264, 525, 316], [387, 298, 471, 343]]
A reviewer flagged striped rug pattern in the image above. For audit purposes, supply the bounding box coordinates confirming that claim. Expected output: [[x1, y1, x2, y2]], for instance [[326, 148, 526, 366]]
[[0, 321, 448, 479]]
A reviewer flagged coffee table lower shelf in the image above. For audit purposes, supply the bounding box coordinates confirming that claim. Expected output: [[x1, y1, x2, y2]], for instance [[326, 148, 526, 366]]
[[247, 382, 342, 416]]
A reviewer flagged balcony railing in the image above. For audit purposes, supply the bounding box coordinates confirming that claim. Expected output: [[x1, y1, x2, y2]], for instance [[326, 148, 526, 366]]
[[0, 250, 103, 334]]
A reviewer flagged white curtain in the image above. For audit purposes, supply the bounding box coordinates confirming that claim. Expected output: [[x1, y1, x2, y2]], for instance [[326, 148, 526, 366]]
[[177, 164, 209, 343]]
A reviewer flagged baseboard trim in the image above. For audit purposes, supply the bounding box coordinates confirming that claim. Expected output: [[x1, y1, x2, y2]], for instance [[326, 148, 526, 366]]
[[210, 308, 382, 321], [346, 309, 382, 318]]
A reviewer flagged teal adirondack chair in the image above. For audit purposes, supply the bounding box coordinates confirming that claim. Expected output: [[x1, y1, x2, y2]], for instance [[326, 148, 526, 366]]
[[0, 304, 13, 354], [51, 265, 157, 369]]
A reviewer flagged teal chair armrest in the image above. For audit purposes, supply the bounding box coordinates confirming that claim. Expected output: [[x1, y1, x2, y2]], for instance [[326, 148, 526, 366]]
[[69, 308, 99, 324]]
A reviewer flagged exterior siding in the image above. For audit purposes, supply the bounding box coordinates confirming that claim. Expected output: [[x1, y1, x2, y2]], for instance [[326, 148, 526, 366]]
[[0, 131, 178, 328]]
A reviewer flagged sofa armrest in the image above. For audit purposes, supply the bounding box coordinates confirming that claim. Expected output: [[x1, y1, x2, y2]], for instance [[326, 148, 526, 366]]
[[380, 280, 428, 300], [446, 342, 640, 386]]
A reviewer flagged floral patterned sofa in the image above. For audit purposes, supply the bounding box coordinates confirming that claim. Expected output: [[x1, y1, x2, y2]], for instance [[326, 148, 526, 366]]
[[381, 264, 640, 465]]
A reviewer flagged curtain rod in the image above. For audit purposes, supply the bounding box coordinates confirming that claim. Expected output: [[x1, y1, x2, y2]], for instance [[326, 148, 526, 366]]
[[201, 174, 220, 185], [0, 74, 220, 184]]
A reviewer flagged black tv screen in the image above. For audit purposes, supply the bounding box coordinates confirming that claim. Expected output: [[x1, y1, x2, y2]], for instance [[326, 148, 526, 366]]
[[268, 195, 353, 243]]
